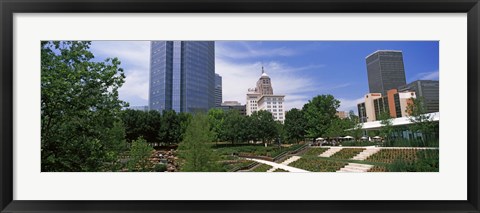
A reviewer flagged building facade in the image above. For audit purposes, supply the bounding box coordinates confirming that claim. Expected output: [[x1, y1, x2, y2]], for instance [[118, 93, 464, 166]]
[[215, 73, 222, 107], [246, 68, 286, 123], [366, 50, 407, 95], [398, 80, 439, 113], [358, 90, 416, 122], [217, 101, 247, 116], [149, 41, 215, 113]]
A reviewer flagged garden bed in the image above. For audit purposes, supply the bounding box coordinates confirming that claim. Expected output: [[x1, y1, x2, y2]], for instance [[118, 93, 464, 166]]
[[289, 157, 348, 172], [330, 148, 365, 160]]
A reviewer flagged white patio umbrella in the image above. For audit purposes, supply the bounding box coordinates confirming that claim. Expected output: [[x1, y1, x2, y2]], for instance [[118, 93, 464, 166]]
[[316, 137, 325, 141], [373, 136, 382, 139], [361, 136, 368, 140], [344, 136, 354, 139]]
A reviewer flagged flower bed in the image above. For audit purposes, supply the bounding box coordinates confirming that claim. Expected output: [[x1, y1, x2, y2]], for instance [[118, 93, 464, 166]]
[[251, 163, 273, 172], [330, 148, 365, 160], [366, 149, 419, 163], [289, 158, 348, 172], [368, 165, 388, 172], [301, 148, 329, 157]]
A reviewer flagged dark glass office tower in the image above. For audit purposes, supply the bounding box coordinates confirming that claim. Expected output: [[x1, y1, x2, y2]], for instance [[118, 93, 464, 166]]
[[366, 50, 407, 95], [215, 73, 222, 107], [398, 80, 439, 113], [149, 41, 215, 113]]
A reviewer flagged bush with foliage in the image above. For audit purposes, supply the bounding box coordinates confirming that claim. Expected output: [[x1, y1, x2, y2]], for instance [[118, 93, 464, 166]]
[[127, 137, 154, 172]]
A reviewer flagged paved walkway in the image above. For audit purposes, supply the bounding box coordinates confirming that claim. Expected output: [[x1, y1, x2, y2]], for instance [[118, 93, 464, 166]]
[[245, 158, 310, 173]]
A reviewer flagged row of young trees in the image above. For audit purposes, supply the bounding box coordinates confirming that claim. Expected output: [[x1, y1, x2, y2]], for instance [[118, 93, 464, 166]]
[[283, 95, 362, 142], [120, 109, 191, 145]]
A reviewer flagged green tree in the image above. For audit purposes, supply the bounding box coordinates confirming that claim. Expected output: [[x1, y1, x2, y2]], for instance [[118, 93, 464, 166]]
[[346, 110, 363, 140], [208, 108, 226, 142], [284, 108, 306, 143], [378, 111, 394, 142], [158, 110, 181, 145], [406, 97, 438, 145], [178, 113, 220, 172], [127, 137, 154, 172], [120, 109, 147, 142], [302, 95, 340, 138], [177, 112, 193, 144], [41, 41, 127, 172], [275, 121, 287, 145], [103, 121, 128, 171], [250, 110, 278, 145], [223, 110, 245, 144], [325, 117, 347, 138]]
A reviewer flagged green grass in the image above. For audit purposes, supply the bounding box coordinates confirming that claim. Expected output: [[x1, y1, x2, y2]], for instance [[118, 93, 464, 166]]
[[289, 157, 348, 172], [221, 159, 254, 171], [251, 163, 273, 172], [301, 148, 329, 157], [368, 165, 388, 172], [273, 168, 289, 172], [330, 148, 365, 160], [214, 144, 302, 158]]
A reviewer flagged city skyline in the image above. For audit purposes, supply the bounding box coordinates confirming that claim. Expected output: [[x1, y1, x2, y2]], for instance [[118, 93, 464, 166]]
[[89, 41, 439, 113]]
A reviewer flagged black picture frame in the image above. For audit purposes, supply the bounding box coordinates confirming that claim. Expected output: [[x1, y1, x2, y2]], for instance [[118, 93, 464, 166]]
[[1, 0, 479, 212]]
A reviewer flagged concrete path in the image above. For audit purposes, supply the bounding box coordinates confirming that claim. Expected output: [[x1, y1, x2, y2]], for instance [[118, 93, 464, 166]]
[[319, 147, 343, 157], [336, 163, 374, 172], [281, 156, 302, 165], [351, 148, 381, 160], [246, 158, 310, 173]]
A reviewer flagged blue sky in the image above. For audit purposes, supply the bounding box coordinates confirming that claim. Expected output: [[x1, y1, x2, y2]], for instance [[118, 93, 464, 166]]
[[89, 41, 439, 113]]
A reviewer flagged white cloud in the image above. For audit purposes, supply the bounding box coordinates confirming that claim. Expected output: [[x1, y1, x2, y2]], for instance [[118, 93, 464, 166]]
[[411, 70, 439, 81], [216, 42, 297, 59], [90, 41, 150, 105], [337, 97, 364, 114], [215, 58, 322, 111], [90, 41, 150, 70], [118, 69, 149, 101]]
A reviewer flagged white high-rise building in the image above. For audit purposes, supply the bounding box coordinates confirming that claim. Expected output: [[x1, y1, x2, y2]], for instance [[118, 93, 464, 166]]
[[246, 67, 286, 123]]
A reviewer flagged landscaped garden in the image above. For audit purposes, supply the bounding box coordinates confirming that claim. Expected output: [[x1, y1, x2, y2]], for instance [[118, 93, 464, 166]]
[[251, 163, 273, 172], [289, 157, 348, 172], [273, 168, 289, 172], [330, 148, 365, 160], [301, 147, 329, 157]]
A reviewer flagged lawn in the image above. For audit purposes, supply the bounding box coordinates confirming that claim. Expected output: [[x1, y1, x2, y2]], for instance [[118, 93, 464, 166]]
[[289, 157, 348, 172], [251, 163, 273, 172], [301, 147, 329, 157], [330, 148, 365, 160]]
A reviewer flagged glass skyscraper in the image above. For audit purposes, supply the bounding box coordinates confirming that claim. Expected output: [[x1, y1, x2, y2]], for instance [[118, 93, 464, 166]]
[[149, 41, 215, 113], [215, 73, 222, 107], [366, 50, 407, 95]]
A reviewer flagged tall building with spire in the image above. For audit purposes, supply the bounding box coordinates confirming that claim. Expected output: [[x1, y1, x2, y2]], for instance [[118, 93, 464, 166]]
[[246, 67, 286, 123]]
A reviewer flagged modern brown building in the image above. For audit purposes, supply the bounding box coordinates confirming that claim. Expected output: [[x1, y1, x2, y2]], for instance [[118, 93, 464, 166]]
[[358, 90, 416, 122]]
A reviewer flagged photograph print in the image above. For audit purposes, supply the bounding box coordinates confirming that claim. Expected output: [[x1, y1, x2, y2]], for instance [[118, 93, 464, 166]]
[[41, 40, 439, 172]]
